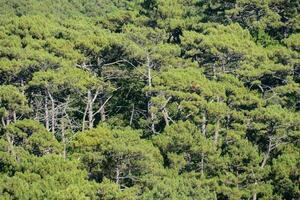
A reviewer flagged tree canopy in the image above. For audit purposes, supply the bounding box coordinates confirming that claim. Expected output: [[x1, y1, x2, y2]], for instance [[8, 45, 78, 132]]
[[0, 0, 299, 199]]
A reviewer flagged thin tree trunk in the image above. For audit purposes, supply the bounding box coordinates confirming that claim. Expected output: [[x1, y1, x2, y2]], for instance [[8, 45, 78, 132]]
[[146, 54, 156, 133], [100, 98, 106, 122], [115, 165, 120, 185], [1, 117, 6, 127], [45, 97, 50, 131], [88, 90, 93, 129], [130, 104, 135, 126], [82, 102, 89, 131], [212, 64, 217, 80], [253, 192, 257, 200], [6, 133, 16, 161], [150, 110, 156, 133], [61, 119, 67, 160], [147, 55, 152, 88], [253, 139, 273, 200], [214, 97, 221, 145], [202, 111, 207, 136], [214, 118, 220, 145], [12, 110, 16, 123], [260, 139, 272, 168], [162, 108, 170, 127], [201, 152, 204, 177], [47, 91, 55, 134]]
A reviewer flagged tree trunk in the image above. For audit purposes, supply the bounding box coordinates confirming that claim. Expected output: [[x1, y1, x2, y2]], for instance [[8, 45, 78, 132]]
[[212, 64, 217, 80], [115, 165, 120, 185], [146, 54, 156, 133], [47, 91, 55, 134], [261, 139, 272, 168], [253, 139, 273, 200], [12, 110, 16, 123], [214, 118, 220, 145], [61, 119, 67, 160], [202, 111, 207, 136], [45, 97, 50, 131], [253, 192, 257, 200], [201, 152, 204, 177], [82, 102, 88, 131], [88, 90, 93, 129], [6, 133, 16, 161], [100, 98, 106, 122], [1, 117, 6, 127], [253, 179, 258, 200], [162, 108, 170, 127], [147, 55, 152, 88], [130, 104, 135, 126]]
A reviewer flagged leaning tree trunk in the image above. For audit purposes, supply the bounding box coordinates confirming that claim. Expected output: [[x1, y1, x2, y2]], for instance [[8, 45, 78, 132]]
[[253, 138, 274, 200]]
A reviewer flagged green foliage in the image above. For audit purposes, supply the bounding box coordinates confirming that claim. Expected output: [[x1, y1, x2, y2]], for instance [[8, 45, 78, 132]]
[[0, 0, 299, 199], [4, 120, 61, 156], [0, 155, 98, 200], [72, 125, 163, 186]]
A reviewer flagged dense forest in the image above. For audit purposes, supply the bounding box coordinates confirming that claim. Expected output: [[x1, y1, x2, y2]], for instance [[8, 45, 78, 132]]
[[0, 0, 299, 199]]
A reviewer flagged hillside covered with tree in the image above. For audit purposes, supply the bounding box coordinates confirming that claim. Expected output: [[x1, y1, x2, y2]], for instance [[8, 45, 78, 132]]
[[0, 0, 299, 199]]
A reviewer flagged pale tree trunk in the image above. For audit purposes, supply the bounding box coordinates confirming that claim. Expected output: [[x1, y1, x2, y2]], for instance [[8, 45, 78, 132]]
[[202, 111, 207, 136], [88, 90, 93, 129], [82, 99, 89, 131], [201, 152, 204, 177], [45, 97, 50, 131], [94, 95, 112, 123], [214, 118, 220, 146], [160, 96, 172, 127], [147, 55, 152, 88], [253, 191, 257, 200], [212, 64, 217, 80], [83, 90, 111, 131], [115, 165, 120, 185], [12, 111, 16, 123], [61, 119, 67, 160], [214, 97, 221, 146], [50, 97, 55, 134], [1, 112, 12, 126], [1, 117, 6, 127], [130, 104, 135, 126], [150, 107, 156, 133], [47, 91, 55, 134], [6, 133, 16, 160], [146, 54, 156, 133], [261, 138, 273, 168], [162, 108, 170, 127], [99, 98, 106, 122], [253, 138, 274, 200]]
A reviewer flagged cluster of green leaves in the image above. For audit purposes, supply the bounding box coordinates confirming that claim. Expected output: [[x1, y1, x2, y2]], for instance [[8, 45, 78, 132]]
[[0, 0, 299, 199]]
